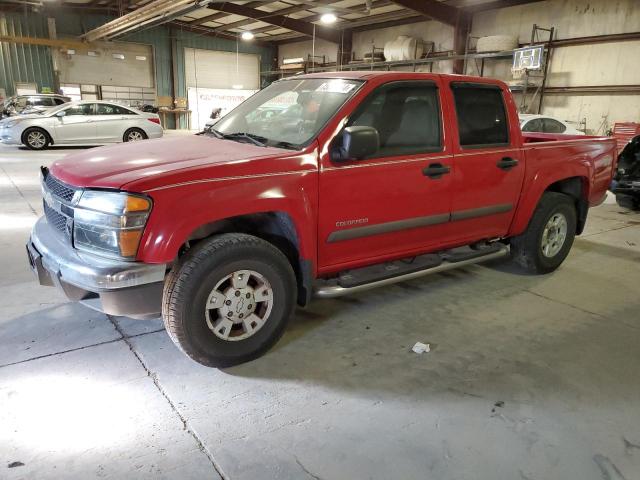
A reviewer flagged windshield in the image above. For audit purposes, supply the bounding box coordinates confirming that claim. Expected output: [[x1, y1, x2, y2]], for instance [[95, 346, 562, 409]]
[[211, 78, 363, 149], [45, 103, 72, 116]]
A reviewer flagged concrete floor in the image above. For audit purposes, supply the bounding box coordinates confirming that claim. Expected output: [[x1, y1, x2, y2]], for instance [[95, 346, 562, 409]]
[[1, 137, 639, 480]]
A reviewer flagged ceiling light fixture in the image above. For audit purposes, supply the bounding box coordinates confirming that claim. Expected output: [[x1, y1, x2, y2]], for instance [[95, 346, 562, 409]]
[[320, 13, 337, 24], [241, 31, 254, 41]]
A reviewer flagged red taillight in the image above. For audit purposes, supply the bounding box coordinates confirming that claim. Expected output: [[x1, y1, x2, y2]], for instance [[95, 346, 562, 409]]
[[148, 117, 161, 124]]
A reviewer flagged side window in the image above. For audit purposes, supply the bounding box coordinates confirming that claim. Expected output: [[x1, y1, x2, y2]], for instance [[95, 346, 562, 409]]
[[522, 118, 543, 132], [452, 84, 509, 147], [96, 104, 135, 115], [16, 97, 28, 108], [347, 82, 442, 157], [542, 118, 566, 134], [53, 98, 67, 105], [65, 104, 94, 116]]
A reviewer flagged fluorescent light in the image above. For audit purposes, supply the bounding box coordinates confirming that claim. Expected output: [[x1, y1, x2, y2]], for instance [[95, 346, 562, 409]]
[[320, 13, 337, 24], [241, 31, 254, 41], [112, 53, 125, 60], [88, 51, 98, 57], [135, 55, 147, 61], [66, 49, 76, 55]]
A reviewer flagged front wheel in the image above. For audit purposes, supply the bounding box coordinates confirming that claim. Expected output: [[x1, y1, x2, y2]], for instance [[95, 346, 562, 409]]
[[162, 233, 297, 368], [23, 128, 50, 150], [510, 192, 577, 274]]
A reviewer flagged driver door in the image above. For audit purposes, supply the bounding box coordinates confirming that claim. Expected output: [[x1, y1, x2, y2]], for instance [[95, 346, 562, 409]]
[[54, 103, 97, 143], [318, 80, 455, 271]]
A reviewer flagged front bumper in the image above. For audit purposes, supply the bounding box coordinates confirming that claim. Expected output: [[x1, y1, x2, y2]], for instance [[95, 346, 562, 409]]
[[0, 126, 21, 145], [27, 217, 167, 318]]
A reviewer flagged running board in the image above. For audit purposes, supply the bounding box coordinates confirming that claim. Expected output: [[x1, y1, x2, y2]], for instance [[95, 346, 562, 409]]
[[313, 244, 510, 298]]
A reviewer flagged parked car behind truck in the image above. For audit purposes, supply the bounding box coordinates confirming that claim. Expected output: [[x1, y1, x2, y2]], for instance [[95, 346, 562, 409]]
[[27, 72, 617, 368], [0, 100, 163, 150], [1, 93, 70, 119]]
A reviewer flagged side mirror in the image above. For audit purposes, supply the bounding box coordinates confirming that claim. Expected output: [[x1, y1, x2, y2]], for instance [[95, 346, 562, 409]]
[[55, 110, 66, 118], [332, 126, 379, 161]]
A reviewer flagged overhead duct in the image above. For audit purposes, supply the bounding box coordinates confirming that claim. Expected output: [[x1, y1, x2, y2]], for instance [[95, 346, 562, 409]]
[[82, 0, 211, 42]]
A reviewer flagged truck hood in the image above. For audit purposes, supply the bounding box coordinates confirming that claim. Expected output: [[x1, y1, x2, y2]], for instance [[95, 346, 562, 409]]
[[50, 135, 299, 190]]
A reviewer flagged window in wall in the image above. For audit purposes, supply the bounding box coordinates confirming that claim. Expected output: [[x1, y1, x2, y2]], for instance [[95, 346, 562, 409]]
[[347, 82, 442, 157], [452, 84, 509, 147]]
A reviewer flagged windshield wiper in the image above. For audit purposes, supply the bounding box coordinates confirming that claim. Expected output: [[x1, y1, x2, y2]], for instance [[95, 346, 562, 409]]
[[223, 132, 267, 147], [271, 141, 300, 150]]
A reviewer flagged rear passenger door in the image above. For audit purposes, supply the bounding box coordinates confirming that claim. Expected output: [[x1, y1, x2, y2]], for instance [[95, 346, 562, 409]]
[[93, 103, 134, 142], [318, 80, 454, 270], [447, 82, 525, 242]]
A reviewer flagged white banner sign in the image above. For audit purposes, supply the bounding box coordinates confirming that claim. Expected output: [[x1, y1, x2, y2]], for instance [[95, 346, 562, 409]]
[[188, 87, 257, 131]]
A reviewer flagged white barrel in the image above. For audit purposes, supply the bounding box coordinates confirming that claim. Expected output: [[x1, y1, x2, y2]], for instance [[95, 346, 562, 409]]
[[384, 36, 424, 61]]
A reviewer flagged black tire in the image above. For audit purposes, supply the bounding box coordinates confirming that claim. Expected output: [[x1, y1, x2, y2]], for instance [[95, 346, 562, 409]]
[[162, 233, 297, 368], [510, 192, 577, 274], [22, 128, 50, 150], [615, 193, 640, 211], [123, 128, 147, 142]]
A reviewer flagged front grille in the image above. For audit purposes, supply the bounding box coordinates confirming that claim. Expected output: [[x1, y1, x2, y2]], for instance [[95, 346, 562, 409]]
[[44, 201, 68, 234], [44, 172, 77, 202]]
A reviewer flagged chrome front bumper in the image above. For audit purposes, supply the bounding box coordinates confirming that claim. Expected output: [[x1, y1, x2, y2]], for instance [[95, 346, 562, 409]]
[[27, 217, 167, 318]]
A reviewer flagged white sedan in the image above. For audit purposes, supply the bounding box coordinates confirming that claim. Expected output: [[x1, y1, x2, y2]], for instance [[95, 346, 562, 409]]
[[520, 114, 585, 135], [0, 101, 163, 150]]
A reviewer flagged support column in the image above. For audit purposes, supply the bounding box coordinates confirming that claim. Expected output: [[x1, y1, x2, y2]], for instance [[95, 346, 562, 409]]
[[453, 11, 471, 75]]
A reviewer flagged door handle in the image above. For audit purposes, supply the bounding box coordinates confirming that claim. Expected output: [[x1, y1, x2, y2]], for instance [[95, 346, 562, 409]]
[[422, 163, 451, 179], [497, 157, 519, 170], [86, 119, 93, 123]]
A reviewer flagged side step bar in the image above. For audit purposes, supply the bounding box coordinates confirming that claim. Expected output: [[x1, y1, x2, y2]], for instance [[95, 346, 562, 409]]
[[313, 244, 510, 298]]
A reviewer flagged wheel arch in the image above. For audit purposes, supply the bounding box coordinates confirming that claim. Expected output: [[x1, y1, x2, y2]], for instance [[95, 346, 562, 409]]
[[181, 212, 313, 307], [510, 174, 590, 237], [21, 126, 54, 146]]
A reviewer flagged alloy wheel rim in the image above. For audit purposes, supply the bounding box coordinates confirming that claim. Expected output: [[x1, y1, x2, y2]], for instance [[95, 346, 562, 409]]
[[128, 131, 143, 141], [28, 131, 46, 148], [204, 269, 273, 341], [541, 212, 568, 258]]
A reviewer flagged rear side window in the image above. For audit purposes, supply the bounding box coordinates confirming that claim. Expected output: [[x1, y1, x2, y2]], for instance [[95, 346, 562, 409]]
[[542, 118, 566, 134], [452, 84, 509, 147], [347, 82, 442, 157], [522, 118, 543, 132], [96, 104, 134, 115]]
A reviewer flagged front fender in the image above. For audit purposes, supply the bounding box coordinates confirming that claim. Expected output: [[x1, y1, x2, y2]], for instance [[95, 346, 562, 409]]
[[136, 170, 319, 269]]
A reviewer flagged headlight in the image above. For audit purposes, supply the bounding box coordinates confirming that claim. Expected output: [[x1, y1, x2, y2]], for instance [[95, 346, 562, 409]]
[[73, 191, 152, 260]]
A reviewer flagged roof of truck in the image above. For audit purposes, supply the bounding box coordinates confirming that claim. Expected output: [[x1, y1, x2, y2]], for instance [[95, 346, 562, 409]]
[[285, 71, 505, 85]]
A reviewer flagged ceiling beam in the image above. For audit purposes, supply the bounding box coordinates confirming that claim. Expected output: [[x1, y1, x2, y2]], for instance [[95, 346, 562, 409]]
[[389, 0, 460, 26], [465, 0, 546, 12], [206, 2, 343, 43], [169, 20, 273, 45], [0, 35, 88, 50], [190, 0, 280, 26]]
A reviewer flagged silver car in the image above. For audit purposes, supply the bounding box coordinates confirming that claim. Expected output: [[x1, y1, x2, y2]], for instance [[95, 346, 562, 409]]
[[0, 101, 163, 150], [1, 93, 71, 119]]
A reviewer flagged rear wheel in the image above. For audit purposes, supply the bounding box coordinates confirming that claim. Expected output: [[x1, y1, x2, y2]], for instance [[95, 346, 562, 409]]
[[510, 192, 577, 274], [22, 128, 50, 150], [162, 233, 296, 368], [123, 128, 147, 142]]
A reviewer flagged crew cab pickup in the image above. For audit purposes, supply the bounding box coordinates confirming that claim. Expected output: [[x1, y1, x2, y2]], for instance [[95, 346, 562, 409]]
[[27, 72, 617, 367]]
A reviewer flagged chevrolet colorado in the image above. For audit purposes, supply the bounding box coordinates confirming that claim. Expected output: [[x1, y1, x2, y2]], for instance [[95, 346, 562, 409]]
[[27, 72, 617, 367]]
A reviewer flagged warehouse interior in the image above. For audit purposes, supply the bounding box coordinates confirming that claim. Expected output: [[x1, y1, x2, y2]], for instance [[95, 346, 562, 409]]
[[1, 0, 639, 479]]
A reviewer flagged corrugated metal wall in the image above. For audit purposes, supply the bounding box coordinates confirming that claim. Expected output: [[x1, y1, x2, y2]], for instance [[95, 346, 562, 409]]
[[0, 9, 276, 126], [0, 13, 55, 96]]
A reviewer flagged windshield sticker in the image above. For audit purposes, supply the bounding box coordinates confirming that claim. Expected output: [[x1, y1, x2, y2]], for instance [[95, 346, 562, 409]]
[[315, 80, 357, 94]]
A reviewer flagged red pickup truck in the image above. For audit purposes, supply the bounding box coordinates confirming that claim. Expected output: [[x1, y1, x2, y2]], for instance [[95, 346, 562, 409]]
[[28, 72, 616, 367]]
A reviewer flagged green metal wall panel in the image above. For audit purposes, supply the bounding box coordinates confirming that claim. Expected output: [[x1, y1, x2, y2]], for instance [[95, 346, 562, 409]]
[[0, 13, 55, 96], [0, 9, 277, 128]]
